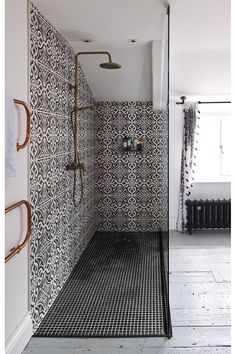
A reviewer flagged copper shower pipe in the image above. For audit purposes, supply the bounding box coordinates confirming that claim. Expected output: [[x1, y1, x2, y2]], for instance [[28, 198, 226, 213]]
[[5, 101, 31, 262], [75, 51, 112, 62], [13, 99, 31, 151], [5, 200, 31, 263]]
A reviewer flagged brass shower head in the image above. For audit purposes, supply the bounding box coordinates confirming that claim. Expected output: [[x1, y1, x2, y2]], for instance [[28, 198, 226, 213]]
[[75, 51, 122, 69], [100, 62, 121, 69]]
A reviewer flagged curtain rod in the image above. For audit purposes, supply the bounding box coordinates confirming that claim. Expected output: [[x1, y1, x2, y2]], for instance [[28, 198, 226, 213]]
[[176, 96, 231, 105]]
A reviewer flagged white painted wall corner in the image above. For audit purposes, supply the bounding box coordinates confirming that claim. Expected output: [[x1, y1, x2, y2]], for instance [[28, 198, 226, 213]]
[[5, 312, 33, 354]]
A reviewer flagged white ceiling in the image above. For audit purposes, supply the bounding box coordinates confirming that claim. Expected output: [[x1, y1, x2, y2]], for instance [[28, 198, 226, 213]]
[[33, 0, 167, 101], [33, 0, 167, 44], [169, 0, 231, 97], [33, 0, 231, 101]]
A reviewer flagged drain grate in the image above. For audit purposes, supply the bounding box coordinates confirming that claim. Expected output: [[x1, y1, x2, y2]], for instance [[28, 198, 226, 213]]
[[34, 232, 166, 337]]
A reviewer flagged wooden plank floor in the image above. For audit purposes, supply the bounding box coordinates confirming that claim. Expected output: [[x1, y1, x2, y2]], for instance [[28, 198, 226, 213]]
[[24, 231, 231, 353]]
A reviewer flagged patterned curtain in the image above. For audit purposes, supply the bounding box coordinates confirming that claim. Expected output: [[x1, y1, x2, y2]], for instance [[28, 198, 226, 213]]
[[177, 102, 200, 232]]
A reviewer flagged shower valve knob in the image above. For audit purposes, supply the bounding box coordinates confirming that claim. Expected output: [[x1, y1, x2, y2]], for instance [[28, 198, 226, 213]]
[[68, 83, 75, 90], [66, 162, 86, 171], [80, 163, 86, 171]]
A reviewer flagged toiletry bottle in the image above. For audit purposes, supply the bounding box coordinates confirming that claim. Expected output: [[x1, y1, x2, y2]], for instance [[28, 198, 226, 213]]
[[123, 136, 128, 150], [137, 139, 143, 151], [127, 135, 132, 150]]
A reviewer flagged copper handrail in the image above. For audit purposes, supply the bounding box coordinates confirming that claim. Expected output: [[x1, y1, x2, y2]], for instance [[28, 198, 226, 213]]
[[13, 99, 31, 151], [5, 200, 31, 263]]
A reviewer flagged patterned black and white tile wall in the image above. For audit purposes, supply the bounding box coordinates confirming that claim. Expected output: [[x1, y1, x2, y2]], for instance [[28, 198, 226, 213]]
[[29, 3, 96, 330], [95, 101, 168, 232]]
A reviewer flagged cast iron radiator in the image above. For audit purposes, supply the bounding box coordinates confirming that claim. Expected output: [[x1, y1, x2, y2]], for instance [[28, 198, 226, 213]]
[[186, 199, 231, 234]]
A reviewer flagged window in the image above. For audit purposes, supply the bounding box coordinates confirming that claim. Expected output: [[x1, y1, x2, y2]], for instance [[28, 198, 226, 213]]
[[220, 118, 231, 176], [194, 105, 231, 183]]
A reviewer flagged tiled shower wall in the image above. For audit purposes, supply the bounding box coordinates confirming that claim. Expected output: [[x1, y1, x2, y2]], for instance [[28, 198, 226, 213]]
[[95, 101, 168, 231], [29, 3, 168, 330], [29, 3, 96, 329]]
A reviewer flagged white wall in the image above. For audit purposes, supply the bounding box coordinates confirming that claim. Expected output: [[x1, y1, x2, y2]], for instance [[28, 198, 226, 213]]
[[169, 0, 231, 229], [77, 42, 153, 101], [169, 0, 230, 97], [5, 0, 32, 352]]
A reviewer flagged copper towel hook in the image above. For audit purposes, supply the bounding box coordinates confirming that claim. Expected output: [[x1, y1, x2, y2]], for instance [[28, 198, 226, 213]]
[[13, 99, 31, 151], [5, 200, 31, 263]]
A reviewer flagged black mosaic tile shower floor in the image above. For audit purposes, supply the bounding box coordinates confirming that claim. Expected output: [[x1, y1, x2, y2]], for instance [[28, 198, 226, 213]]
[[34, 232, 166, 337]]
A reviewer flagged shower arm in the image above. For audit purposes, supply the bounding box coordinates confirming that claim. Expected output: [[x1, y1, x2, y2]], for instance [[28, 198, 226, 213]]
[[74, 52, 113, 106], [72, 51, 110, 163], [75, 51, 112, 63], [72, 51, 107, 164]]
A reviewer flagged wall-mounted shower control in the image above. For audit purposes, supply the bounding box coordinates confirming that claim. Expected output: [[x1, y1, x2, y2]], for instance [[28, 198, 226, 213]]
[[122, 135, 143, 152], [66, 162, 86, 172]]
